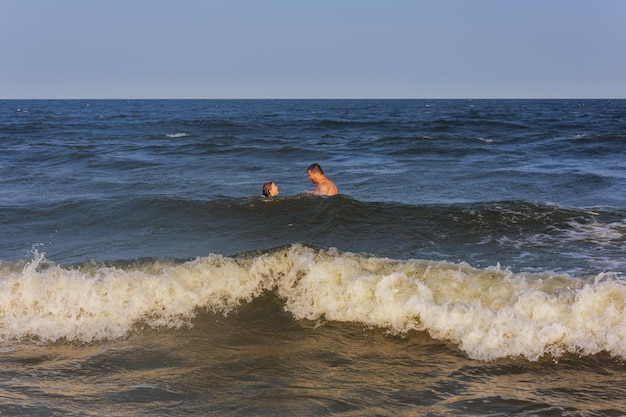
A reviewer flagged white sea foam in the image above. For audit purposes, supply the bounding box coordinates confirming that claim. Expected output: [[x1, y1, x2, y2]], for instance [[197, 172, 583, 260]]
[[1, 245, 625, 362], [165, 133, 189, 138], [564, 219, 625, 245]]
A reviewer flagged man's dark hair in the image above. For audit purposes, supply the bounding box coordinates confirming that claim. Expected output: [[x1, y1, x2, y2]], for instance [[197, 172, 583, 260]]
[[307, 163, 324, 175]]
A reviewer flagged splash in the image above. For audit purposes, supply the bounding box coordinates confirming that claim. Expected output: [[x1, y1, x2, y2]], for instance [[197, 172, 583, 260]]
[[1, 245, 625, 361]]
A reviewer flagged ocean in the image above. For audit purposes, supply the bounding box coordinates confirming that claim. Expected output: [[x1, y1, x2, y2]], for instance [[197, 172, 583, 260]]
[[1, 99, 625, 416]]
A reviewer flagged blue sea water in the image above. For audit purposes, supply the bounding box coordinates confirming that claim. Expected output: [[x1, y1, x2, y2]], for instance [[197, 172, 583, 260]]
[[1, 99, 625, 416]]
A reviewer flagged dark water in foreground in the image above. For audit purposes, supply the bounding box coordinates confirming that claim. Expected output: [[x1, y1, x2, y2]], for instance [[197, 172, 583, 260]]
[[1, 99, 625, 415]]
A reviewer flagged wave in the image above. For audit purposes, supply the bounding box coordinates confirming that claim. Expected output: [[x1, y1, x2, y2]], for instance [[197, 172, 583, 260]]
[[2, 196, 625, 274], [1, 244, 624, 362], [165, 133, 189, 138]]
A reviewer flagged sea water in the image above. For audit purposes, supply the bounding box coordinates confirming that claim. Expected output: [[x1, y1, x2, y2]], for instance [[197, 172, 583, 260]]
[[1, 99, 625, 416]]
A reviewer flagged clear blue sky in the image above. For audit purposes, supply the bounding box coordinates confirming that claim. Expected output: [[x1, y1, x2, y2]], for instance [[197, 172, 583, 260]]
[[2, 0, 625, 98]]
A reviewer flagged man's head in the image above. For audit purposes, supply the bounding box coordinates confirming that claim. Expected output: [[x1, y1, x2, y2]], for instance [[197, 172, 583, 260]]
[[307, 164, 324, 184]]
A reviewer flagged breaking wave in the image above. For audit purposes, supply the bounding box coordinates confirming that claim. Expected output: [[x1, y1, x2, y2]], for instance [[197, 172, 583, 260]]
[[1, 244, 624, 362]]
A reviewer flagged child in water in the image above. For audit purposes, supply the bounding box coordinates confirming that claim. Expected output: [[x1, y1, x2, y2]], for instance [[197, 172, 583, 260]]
[[262, 181, 279, 197]]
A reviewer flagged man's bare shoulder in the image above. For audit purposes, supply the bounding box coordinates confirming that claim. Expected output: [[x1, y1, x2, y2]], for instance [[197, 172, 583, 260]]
[[315, 180, 338, 196]]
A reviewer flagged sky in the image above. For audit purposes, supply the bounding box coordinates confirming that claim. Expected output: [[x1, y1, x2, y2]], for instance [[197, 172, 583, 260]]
[[2, 0, 625, 99]]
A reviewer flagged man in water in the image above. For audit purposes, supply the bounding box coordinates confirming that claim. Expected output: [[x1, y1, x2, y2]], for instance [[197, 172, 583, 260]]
[[262, 181, 279, 197], [307, 163, 338, 196]]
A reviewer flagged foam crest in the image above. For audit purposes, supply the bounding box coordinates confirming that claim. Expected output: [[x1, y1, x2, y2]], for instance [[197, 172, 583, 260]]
[[270, 246, 626, 361], [0, 251, 274, 343], [2, 245, 626, 362]]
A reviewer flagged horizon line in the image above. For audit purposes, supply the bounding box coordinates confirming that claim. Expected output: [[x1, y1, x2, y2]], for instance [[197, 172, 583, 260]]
[[2, 97, 624, 101]]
